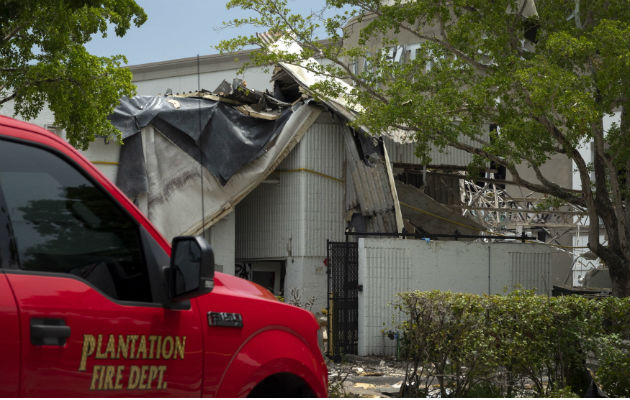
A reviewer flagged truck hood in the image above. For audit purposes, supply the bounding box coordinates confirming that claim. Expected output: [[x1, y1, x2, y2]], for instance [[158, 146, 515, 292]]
[[213, 271, 278, 301]]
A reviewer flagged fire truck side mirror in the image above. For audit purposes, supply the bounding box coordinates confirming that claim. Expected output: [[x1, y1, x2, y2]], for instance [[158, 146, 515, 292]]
[[166, 236, 214, 302]]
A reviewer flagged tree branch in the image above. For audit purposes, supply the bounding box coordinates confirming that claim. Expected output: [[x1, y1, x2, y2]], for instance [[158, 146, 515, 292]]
[[0, 92, 17, 106], [393, 12, 493, 75], [1, 24, 22, 43], [514, 83, 597, 214]]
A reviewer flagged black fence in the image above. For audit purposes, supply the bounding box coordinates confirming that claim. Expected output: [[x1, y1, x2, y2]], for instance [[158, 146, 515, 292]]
[[326, 240, 359, 359]]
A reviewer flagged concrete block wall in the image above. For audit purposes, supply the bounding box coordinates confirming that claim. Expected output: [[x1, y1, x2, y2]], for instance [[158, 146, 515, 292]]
[[357, 238, 556, 356]]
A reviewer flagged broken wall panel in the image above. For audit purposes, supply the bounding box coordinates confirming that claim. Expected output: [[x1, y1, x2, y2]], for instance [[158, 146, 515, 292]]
[[269, 49, 404, 234], [112, 95, 293, 186], [424, 172, 463, 205], [382, 132, 487, 167]]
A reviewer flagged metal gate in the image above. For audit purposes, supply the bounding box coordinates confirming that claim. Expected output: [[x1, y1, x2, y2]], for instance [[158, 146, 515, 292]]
[[326, 240, 359, 358]]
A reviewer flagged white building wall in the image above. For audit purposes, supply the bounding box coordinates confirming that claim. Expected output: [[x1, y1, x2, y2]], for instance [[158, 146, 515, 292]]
[[204, 210, 236, 276], [383, 133, 482, 167], [299, 121, 347, 256], [79, 139, 121, 182], [235, 162, 303, 259], [235, 116, 346, 259], [285, 256, 329, 312], [132, 66, 271, 96], [235, 115, 347, 307], [357, 238, 555, 356]]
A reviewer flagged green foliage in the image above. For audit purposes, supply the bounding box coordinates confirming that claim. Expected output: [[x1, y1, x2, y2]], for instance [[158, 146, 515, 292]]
[[544, 386, 579, 398], [0, 0, 146, 149], [219, 0, 629, 168], [220, 0, 630, 296], [592, 296, 630, 397], [394, 290, 630, 397], [464, 382, 504, 398], [593, 334, 630, 397]]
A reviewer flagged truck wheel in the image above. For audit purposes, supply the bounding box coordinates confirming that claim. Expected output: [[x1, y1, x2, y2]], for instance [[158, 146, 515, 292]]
[[248, 373, 315, 398]]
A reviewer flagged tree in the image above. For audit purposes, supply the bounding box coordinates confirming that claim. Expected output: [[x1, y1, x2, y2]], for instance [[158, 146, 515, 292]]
[[219, 0, 630, 296], [0, 0, 146, 149]]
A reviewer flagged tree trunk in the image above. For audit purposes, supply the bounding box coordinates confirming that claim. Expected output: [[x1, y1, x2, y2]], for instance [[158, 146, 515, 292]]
[[608, 257, 630, 297]]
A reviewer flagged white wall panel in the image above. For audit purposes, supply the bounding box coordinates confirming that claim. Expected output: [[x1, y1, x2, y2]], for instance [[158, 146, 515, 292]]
[[358, 241, 411, 356], [357, 238, 557, 356], [510, 251, 551, 295], [204, 210, 236, 275], [235, 171, 302, 259]]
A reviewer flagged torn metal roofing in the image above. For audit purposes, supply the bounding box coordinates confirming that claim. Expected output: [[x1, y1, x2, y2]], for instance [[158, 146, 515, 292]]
[[110, 86, 293, 185], [343, 125, 401, 234], [396, 181, 484, 237]]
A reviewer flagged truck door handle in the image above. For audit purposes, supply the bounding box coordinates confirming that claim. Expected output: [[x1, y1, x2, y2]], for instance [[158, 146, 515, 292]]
[[30, 318, 71, 346]]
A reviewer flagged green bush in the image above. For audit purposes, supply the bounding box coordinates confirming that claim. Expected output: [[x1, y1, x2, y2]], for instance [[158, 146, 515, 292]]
[[594, 334, 630, 397], [394, 290, 630, 398]]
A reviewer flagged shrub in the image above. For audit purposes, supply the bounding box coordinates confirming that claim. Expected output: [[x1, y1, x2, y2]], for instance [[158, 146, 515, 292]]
[[394, 290, 630, 397], [594, 334, 630, 397], [395, 292, 493, 397]]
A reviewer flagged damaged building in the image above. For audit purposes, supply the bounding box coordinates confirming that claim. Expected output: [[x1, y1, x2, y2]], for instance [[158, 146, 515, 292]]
[[106, 73, 415, 309], [103, 55, 558, 323]]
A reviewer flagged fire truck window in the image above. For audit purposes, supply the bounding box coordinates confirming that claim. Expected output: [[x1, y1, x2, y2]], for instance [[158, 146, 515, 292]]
[[0, 139, 152, 303]]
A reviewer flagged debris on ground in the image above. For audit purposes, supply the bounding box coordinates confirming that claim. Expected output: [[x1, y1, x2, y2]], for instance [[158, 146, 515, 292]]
[[327, 355, 407, 398]]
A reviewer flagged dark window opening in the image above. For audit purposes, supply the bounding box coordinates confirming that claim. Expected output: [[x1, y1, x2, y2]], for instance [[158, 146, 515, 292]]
[[252, 271, 275, 293], [235, 260, 285, 296], [395, 169, 424, 189]]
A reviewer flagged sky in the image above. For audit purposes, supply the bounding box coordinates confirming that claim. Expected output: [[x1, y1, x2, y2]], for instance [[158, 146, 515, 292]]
[[85, 0, 333, 66]]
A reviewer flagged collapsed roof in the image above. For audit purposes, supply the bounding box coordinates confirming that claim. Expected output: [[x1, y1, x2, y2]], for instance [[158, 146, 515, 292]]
[[109, 55, 483, 240], [109, 77, 404, 239]]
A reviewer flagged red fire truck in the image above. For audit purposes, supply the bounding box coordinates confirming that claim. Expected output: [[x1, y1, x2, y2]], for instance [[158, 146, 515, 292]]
[[0, 116, 327, 397]]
